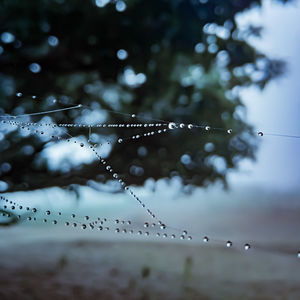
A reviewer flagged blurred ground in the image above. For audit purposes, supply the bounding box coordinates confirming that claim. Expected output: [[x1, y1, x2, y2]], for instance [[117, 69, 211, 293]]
[[1, 211, 300, 300], [1, 185, 300, 299]]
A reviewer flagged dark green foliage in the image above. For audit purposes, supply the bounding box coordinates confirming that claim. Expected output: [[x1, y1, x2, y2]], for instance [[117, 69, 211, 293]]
[[0, 0, 288, 193]]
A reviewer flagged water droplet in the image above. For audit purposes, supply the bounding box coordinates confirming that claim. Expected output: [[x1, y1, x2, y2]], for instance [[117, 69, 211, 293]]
[[52, 220, 57, 225], [144, 222, 149, 228], [205, 126, 210, 131], [118, 138, 123, 143], [171, 234, 176, 239], [71, 214, 75, 218], [32, 95, 37, 99], [179, 123, 185, 128], [244, 243, 250, 250], [297, 252, 300, 258], [32, 208, 37, 213], [160, 224, 166, 230], [72, 223, 77, 227], [168, 122, 176, 130], [131, 114, 136, 118], [85, 216, 89, 220], [81, 224, 87, 229], [16, 92, 23, 97], [258, 131, 263, 137], [115, 228, 120, 233], [180, 235, 185, 240], [187, 124, 193, 129], [203, 236, 209, 242], [187, 236, 192, 240], [226, 241, 232, 248], [227, 129, 232, 134], [65, 222, 70, 226], [182, 230, 187, 235], [46, 210, 50, 215], [80, 143, 84, 147]]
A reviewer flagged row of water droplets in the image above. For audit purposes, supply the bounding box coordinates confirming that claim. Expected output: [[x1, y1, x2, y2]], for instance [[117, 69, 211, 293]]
[[1, 195, 253, 248]]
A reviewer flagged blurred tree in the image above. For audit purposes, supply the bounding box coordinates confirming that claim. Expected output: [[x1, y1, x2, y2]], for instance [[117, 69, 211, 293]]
[[0, 0, 288, 193]]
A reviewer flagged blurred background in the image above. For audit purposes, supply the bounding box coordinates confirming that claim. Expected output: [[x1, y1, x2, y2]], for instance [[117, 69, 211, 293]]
[[0, 0, 300, 299]]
